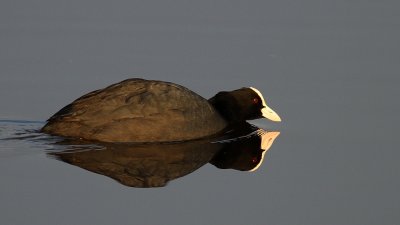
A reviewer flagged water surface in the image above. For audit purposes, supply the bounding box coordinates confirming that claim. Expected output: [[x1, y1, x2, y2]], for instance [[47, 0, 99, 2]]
[[1, 1, 399, 224]]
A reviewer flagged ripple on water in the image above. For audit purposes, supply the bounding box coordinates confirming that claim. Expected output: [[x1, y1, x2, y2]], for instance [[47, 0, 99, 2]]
[[0, 120, 58, 158]]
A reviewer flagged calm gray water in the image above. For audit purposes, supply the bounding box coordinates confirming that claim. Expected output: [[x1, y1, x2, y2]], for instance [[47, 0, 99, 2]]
[[1, 1, 399, 224]]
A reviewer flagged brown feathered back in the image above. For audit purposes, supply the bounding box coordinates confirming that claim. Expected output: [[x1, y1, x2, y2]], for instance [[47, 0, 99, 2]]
[[42, 79, 227, 142]]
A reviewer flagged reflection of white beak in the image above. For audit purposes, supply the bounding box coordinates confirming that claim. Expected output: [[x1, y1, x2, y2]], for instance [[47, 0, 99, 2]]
[[249, 130, 280, 172], [260, 131, 280, 150], [261, 105, 281, 122]]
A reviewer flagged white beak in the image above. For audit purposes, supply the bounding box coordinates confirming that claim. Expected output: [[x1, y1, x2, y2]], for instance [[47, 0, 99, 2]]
[[249, 87, 282, 122], [261, 105, 281, 122]]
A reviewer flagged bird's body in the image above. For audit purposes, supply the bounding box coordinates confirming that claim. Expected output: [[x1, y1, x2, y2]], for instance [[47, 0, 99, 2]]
[[42, 79, 227, 142], [42, 78, 281, 142]]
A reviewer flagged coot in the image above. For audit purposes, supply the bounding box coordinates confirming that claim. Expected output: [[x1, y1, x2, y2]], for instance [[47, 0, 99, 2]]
[[41, 78, 281, 142]]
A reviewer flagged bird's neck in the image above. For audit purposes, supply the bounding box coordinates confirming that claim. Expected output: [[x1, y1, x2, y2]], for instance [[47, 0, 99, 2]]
[[208, 92, 244, 123]]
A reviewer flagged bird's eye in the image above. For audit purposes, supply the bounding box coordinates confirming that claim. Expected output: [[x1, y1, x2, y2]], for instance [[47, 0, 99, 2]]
[[252, 98, 259, 104]]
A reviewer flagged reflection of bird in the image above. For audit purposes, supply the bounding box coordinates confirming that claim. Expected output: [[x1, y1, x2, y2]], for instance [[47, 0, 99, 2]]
[[41, 78, 281, 142], [49, 141, 219, 188], [48, 123, 280, 188]]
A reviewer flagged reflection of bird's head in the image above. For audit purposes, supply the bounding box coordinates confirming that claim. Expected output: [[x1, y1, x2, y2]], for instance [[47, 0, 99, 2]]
[[210, 130, 280, 171], [249, 130, 280, 172]]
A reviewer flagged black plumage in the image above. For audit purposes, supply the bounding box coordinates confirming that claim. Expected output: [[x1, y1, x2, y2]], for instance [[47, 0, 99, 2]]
[[42, 78, 280, 142]]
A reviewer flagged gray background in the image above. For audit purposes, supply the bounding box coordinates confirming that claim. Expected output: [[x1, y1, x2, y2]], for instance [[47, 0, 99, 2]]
[[1, 0, 399, 225]]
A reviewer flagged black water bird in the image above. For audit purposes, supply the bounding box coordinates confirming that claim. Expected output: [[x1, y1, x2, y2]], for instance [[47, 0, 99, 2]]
[[42, 78, 281, 142]]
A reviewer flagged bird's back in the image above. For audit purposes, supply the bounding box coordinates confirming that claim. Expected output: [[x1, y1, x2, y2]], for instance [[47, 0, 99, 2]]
[[42, 79, 227, 142]]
